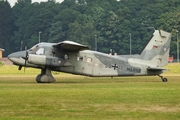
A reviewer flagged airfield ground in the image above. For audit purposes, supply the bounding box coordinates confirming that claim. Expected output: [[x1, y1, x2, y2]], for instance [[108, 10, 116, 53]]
[[0, 64, 180, 119]]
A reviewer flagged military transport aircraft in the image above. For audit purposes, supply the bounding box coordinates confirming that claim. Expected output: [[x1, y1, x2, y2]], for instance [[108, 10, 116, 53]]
[[8, 30, 171, 83]]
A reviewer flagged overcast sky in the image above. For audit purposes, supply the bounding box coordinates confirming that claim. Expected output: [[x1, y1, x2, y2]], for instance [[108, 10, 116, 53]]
[[8, 0, 64, 7]]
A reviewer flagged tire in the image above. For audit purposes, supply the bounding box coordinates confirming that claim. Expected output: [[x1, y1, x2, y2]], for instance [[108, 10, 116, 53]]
[[162, 78, 168, 82]]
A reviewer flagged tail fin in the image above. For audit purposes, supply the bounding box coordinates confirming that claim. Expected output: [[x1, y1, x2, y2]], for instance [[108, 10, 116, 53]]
[[140, 30, 171, 67]]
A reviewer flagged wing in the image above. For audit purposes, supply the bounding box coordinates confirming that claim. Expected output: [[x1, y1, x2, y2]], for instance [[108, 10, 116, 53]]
[[53, 41, 89, 51]]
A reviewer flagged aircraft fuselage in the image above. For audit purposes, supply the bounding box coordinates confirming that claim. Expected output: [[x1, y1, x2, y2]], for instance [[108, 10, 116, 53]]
[[8, 30, 171, 83]]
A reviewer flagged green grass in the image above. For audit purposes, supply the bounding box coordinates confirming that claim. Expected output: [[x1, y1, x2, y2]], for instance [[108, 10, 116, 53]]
[[0, 64, 180, 120], [0, 65, 40, 75], [164, 63, 180, 75]]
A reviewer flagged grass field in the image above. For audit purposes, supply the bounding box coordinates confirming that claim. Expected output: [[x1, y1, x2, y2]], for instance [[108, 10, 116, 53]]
[[0, 64, 180, 120]]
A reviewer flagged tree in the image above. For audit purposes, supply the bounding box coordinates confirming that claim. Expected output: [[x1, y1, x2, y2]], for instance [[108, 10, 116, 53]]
[[0, 0, 12, 56], [49, 8, 80, 42], [156, 10, 180, 57], [67, 14, 96, 49], [3, 0, 180, 57], [11, 1, 60, 50]]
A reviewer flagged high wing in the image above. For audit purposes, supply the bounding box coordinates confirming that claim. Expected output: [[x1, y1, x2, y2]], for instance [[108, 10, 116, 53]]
[[53, 41, 89, 51]]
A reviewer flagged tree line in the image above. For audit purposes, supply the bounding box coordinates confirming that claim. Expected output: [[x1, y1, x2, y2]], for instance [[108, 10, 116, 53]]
[[0, 0, 180, 57]]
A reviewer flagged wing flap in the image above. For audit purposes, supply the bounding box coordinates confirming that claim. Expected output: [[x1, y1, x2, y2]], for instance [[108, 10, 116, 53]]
[[53, 41, 89, 51]]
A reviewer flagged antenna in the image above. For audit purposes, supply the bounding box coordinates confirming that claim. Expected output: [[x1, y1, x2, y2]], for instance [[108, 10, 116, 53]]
[[147, 27, 156, 31]]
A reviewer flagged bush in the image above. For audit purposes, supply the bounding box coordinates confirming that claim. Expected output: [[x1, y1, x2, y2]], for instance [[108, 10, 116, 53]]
[[0, 61, 4, 66]]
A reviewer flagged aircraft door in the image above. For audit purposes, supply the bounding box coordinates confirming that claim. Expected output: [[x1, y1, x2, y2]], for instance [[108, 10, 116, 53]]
[[82, 53, 94, 75], [74, 53, 83, 74]]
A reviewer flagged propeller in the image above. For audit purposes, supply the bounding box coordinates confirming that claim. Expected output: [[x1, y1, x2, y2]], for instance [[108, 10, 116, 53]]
[[22, 46, 28, 72]]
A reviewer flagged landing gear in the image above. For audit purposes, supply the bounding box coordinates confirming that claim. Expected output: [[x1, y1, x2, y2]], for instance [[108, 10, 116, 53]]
[[36, 68, 56, 83], [158, 75, 168, 82]]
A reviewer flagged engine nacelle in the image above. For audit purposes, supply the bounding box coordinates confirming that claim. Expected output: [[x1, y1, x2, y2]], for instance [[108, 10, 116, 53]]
[[28, 54, 68, 67]]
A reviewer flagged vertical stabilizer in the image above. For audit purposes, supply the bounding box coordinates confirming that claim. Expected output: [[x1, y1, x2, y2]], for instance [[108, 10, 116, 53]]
[[140, 30, 171, 67]]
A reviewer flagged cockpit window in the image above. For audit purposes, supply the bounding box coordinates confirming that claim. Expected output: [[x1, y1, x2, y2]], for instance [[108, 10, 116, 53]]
[[29, 44, 39, 52], [36, 48, 44, 55]]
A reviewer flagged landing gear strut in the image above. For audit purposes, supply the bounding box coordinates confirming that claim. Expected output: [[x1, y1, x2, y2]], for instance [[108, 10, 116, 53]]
[[158, 75, 168, 82], [36, 68, 56, 83]]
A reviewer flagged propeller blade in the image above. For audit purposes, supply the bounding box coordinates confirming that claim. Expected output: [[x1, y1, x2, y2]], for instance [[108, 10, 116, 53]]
[[18, 65, 22, 70], [24, 59, 27, 73], [24, 46, 28, 73], [24, 67, 26, 73], [22, 56, 28, 60]]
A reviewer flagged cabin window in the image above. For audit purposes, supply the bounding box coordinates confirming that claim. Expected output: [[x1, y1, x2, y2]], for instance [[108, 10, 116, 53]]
[[77, 56, 83, 61], [64, 54, 70, 59], [87, 58, 92, 63], [36, 48, 44, 55]]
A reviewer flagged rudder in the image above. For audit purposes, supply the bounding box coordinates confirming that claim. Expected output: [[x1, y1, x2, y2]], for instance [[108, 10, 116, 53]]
[[140, 30, 171, 67]]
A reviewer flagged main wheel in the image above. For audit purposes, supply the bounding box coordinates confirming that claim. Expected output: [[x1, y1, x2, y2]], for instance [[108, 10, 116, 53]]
[[36, 74, 43, 83], [36, 74, 56, 83]]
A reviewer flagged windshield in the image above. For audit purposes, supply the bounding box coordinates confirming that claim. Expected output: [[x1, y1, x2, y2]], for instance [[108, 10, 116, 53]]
[[36, 48, 44, 55], [29, 44, 39, 52]]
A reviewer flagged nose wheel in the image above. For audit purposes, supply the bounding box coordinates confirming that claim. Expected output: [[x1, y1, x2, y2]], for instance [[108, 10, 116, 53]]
[[158, 75, 168, 82]]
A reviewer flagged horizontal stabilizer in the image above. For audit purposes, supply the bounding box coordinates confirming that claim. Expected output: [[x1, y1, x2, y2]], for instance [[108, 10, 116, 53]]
[[147, 67, 167, 71], [53, 41, 89, 51]]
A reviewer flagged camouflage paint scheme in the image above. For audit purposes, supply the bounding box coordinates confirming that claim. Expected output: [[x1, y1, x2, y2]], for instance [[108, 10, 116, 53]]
[[8, 30, 171, 83]]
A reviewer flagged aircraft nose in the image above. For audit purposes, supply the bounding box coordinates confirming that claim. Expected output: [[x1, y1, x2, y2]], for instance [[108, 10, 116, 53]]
[[8, 51, 26, 64], [8, 52, 17, 62], [8, 52, 17, 60]]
